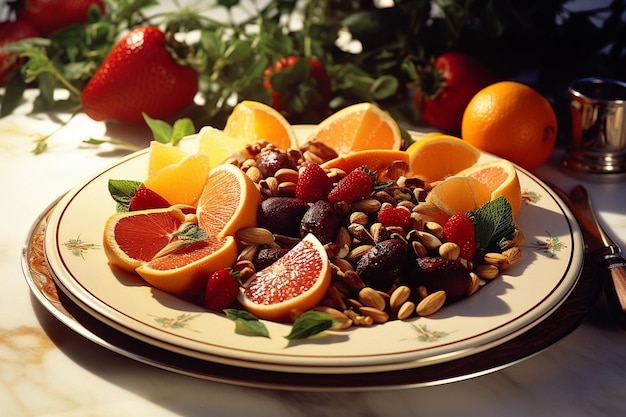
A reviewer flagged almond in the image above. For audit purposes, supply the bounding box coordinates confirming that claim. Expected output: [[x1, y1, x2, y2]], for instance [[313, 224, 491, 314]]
[[416, 290, 446, 316]]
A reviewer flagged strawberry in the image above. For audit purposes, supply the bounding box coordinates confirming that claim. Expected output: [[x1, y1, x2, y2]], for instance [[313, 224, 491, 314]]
[[412, 52, 497, 134], [328, 168, 374, 203], [204, 268, 241, 312], [129, 184, 170, 211], [443, 213, 476, 260], [0, 19, 39, 85], [81, 26, 199, 123], [17, 0, 105, 37], [378, 207, 411, 229], [295, 163, 332, 202], [263, 55, 331, 122]]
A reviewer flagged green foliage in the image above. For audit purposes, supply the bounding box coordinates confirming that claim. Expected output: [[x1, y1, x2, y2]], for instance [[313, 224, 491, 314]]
[[1, 0, 624, 137]]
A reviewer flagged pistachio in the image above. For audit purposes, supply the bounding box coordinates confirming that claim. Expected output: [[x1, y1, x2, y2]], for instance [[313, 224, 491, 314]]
[[348, 223, 375, 244], [417, 230, 442, 251], [274, 168, 299, 183], [484, 252, 510, 270], [411, 240, 429, 258], [475, 264, 500, 279], [277, 181, 297, 195], [349, 211, 370, 226], [503, 246, 522, 266], [424, 221, 444, 239], [467, 272, 480, 295], [335, 226, 352, 258], [351, 198, 381, 214], [439, 241, 461, 260], [306, 139, 339, 161], [245, 165, 263, 183], [416, 290, 446, 316], [386, 161, 411, 180]]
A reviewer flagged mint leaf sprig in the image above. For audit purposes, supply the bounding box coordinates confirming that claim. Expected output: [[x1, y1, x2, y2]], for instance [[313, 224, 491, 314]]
[[468, 196, 517, 256]]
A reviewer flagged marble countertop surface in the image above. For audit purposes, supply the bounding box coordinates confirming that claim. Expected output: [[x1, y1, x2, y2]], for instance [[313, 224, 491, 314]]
[[2, 90, 626, 416]]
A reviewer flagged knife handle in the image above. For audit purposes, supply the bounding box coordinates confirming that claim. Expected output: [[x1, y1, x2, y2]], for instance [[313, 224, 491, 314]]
[[602, 256, 626, 329]]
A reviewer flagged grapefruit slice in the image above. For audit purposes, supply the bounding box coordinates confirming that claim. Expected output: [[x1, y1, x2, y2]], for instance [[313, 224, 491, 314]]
[[136, 236, 237, 296], [103, 206, 238, 296], [237, 233, 332, 322], [103, 207, 189, 273]]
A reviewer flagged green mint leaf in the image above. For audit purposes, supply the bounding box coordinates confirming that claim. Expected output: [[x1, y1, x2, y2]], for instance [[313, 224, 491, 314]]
[[143, 113, 173, 143], [285, 310, 335, 340], [224, 309, 270, 338], [108, 179, 142, 212], [170, 118, 196, 146], [174, 224, 208, 243], [469, 196, 516, 253]]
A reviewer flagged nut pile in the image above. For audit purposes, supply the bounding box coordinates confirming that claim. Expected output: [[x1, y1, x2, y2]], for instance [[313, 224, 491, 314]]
[[226, 139, 524, 328]]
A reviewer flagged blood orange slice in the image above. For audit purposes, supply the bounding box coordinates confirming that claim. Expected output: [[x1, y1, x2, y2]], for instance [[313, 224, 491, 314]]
[[103, 207, 189, 273], [237, 233, 332, 322]]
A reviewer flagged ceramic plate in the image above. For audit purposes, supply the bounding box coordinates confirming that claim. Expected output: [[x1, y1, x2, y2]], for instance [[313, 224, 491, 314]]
[[23, 203, 599, 390], [43, 129, 584, 374]]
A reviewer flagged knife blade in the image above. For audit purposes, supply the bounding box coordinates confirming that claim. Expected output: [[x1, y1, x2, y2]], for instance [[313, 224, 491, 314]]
[[568, 184, 626, 329]]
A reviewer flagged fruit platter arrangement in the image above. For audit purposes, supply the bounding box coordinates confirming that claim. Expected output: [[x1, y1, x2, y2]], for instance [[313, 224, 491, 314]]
[[11, 0, 598, 387], [102, 101, 528, 338], [36, 98, 583, 378]]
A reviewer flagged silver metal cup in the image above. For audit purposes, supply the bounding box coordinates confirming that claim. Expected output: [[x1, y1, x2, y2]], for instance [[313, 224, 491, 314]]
[[563, 77, 626, 175]]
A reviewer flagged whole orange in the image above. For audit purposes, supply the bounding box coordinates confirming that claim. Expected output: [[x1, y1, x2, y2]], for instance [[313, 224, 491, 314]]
[[461, 81, 558, 170]]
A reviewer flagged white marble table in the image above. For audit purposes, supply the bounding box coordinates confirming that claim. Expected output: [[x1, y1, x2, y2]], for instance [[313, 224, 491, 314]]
[[2, 86, 626, 416]]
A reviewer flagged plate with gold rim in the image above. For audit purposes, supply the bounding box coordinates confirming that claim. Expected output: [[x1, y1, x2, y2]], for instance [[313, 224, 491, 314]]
[[42, 128, 584, 374]]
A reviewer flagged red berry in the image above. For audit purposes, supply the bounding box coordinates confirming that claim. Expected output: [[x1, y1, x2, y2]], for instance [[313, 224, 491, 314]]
[[129, 184, 170, 211], [443, 213, 476, 260], [327, 168, 373, 203], [204, 269, 240, 312], [295, 163, 332, 202], [81, 26, 198, 123], [377, 207, 411, 229]]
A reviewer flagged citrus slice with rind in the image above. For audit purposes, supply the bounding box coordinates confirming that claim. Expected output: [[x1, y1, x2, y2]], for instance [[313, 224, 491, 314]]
[[456, 159, 523, 217], [136, 235, 237, 296], [306, 102, 402, 156], [224, 100, 298, 149], [321, 149, 409, 175], [196, 163, 262, 238], [143, 152, 211, 207], [426, 175, 492, 215], [103, 207, 189, 273], [406, 134, 480, 182], [237, 233, 332, 322]]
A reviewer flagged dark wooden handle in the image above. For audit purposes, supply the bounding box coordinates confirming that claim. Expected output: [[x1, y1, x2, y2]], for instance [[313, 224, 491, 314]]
[[603, 257, 626, 329]]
